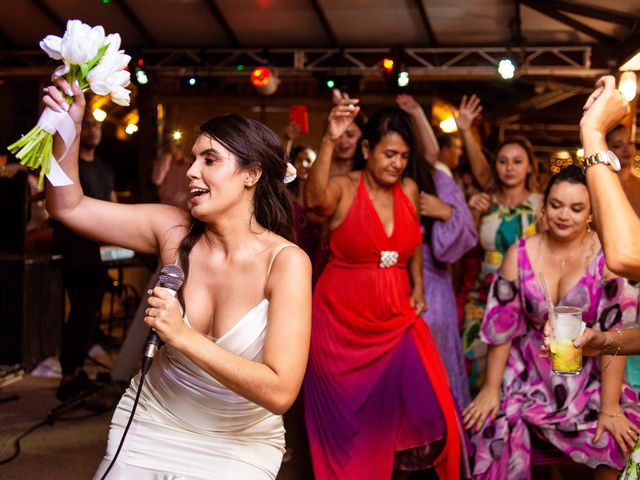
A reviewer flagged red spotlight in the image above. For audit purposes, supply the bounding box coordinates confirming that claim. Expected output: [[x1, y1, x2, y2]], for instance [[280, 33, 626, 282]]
[[382, 58, 395, 75], [251, 66, 272, 87]]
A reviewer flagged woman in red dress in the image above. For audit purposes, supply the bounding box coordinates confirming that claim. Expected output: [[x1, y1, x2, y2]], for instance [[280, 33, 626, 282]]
[[303, 100, 469, 479]]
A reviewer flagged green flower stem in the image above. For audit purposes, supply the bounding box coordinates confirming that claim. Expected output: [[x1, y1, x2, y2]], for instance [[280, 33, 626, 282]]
[[7, 57, 100, 187]]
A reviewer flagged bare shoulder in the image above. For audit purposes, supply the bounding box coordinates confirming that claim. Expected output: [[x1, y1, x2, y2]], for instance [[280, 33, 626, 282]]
[[400, 177, 419, 196], [156, 207, 193, 263], [264, 241, 312, 296], [269, 242, 311, 273], [333, 171, 359, 190], [331, 171, 359, 204]]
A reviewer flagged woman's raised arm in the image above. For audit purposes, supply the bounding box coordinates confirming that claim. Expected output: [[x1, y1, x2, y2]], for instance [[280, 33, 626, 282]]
[[304, 99, 359, 217], [44, 78, 187, 255]]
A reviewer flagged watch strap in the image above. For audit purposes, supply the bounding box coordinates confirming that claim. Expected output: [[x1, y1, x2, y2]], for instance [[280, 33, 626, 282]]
[[581, 151, 609, 174]]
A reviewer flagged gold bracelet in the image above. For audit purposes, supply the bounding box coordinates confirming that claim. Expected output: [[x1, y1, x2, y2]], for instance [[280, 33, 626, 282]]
[[599, 410, 624, 418], [601, 329, 623, 372], [612, 328, 623, 356]]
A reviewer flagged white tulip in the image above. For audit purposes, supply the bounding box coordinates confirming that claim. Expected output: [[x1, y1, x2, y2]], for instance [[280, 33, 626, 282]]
[[111, 69, 131, 88], [39, 35, 62, 60], [60, 20, 105, 65], [87, 64, 131, 95], [110, 86, 131, 107], [54, 61, 71, 77], [102, 33, 121, 57], [95, 50, 131, 74]]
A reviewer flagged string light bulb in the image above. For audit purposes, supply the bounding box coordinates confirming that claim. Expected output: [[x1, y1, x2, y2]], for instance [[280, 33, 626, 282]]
[[618, 71, 637, 102], [92, 108, 107, 122]]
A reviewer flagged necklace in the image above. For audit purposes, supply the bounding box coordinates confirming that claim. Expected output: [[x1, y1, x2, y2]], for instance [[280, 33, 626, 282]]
[[538, 231, 595, 274]]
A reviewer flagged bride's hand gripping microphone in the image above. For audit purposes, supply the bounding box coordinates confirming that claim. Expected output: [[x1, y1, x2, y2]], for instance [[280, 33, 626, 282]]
[[141, 264, 185, 375]]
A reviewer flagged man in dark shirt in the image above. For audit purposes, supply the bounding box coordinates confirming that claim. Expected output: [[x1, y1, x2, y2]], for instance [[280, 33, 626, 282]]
[[52, 113, 116, 401]]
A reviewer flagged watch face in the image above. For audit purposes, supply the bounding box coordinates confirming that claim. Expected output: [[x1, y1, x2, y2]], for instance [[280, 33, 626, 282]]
[[607, 151, 622, 171]]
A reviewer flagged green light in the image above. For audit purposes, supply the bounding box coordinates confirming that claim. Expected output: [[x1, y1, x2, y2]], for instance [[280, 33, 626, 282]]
[[102, 0, 110, 4], [236, 64, 245, 71], [326, 79, 335, 88]]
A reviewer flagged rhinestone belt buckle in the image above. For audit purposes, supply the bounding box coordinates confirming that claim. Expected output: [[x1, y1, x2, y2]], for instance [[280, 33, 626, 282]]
[[379, 250, 399, 268]]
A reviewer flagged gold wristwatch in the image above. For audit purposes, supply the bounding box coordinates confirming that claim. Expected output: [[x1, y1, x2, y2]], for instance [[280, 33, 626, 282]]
[[581, 150, 621, 175]]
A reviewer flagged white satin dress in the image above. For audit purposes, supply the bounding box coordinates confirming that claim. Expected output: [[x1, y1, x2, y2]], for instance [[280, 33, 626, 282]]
[[93, 298, 285, 480]]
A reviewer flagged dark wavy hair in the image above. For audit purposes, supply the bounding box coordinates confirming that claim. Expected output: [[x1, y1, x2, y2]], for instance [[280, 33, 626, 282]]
[[177, 114, 294, 295], [353, 106, 438, 241], [490, 136, 539, 193], [543, 164, 587, 204]]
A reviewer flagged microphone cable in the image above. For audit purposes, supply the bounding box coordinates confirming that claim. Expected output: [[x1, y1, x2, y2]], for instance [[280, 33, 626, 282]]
[[99, 264, 184, 479], [98, 371, 146, 480]]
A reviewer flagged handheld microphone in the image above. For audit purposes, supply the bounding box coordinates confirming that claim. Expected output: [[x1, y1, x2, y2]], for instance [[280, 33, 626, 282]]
[[141, 264, 185, 375]]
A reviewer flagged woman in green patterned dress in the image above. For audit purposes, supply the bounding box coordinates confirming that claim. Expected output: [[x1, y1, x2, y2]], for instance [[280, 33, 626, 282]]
[[462, 136, 542, 392]]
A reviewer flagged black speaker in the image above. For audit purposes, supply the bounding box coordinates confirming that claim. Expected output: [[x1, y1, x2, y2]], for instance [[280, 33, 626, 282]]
[[0, 254, 63, 370]]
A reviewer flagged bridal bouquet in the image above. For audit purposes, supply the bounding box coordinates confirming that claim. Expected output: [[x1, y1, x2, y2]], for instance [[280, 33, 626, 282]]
[[8, 20, 131, 187]]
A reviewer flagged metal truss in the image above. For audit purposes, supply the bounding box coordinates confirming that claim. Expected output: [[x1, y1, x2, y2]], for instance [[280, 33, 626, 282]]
[[0, 45, 608, 78]]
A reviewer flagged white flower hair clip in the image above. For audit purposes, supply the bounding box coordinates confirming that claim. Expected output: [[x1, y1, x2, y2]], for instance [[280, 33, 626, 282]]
[[284, 162, 297, 184]]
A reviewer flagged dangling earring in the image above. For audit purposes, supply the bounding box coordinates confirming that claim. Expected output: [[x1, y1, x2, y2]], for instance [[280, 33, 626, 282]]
[[587, 214, 593, 233]]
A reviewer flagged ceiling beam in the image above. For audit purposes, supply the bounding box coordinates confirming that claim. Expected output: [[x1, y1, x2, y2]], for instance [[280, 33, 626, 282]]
[[526, 0, 637, 27], [617, 33, 640, 68], [203, 0, 239, 48], [112, 0, 157, 47], [308, 0, 338, 47], [521, 1, 616, 46], [30, 0, 66, 31], [413, 0, 438, 46]]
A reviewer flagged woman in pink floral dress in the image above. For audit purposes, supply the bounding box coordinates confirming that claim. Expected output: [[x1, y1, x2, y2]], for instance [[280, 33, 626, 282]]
[[463, 166, 640, 479]]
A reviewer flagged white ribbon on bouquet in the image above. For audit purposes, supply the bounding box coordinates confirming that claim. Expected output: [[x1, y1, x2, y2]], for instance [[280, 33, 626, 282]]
[[36, 107, 76, 186]]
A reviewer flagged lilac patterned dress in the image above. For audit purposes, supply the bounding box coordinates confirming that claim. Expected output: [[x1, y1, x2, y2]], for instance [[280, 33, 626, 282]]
[[421, 170, 477, 411], [473, 237, 640, 479]]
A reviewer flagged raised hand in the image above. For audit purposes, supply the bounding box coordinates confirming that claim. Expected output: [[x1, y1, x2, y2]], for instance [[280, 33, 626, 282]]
[[396, 93, 423, 115], [325, 98, 360, 142], [42, 76, 86, 126], [455, 94, 483, 132], [331, 88, 350, 105], [580, 75, 629, 141]]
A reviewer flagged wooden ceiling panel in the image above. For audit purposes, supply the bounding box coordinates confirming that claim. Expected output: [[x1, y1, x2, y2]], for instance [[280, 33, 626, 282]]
[[320, 0, 428, 46], [42, 0, 149, 48], [0, 1, 60, 48], [127, 0, 230, 47], [216, 0, 331, 47]]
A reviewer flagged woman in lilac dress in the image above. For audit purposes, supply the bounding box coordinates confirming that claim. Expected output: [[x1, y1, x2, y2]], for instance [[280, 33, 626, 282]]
[[463, 166, 640, 479], [399, 95, 478, 411]]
